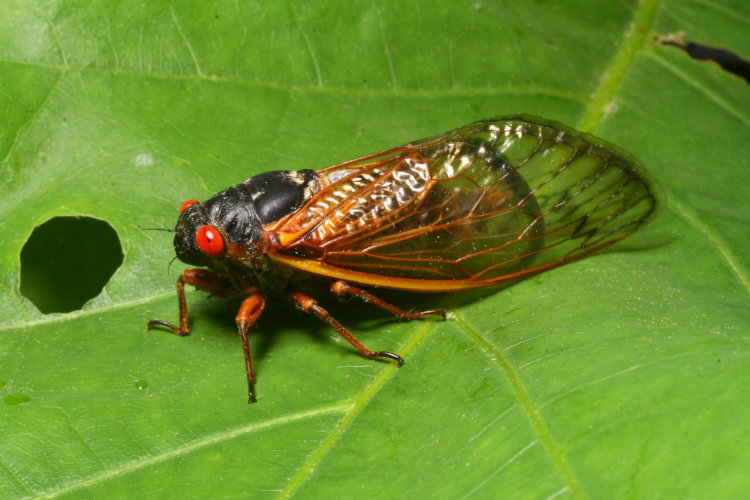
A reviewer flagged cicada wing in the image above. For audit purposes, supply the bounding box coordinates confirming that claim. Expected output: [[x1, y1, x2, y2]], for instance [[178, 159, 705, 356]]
[[269, 116, 661, 290]]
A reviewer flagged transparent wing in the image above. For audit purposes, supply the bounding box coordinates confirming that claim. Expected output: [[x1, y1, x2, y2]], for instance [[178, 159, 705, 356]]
[[267, 115, 662, 291]]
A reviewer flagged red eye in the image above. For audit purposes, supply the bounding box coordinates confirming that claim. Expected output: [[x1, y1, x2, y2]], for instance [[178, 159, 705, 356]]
[[195, 225, 224, 258], [180, 199, 197, 214]]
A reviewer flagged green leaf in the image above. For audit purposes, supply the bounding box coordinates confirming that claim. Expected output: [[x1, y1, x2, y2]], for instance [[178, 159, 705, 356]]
[[1, 0, 748, 498]]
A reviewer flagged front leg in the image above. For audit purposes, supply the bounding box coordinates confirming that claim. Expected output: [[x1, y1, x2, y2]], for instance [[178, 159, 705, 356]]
[[235, 293, 265, 402], [148, 268, 236, 336]]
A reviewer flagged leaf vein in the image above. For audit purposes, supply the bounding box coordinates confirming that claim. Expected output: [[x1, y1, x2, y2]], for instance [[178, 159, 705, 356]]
[[578, 0, 660, 131], [646, 51, 750, 127], [0, 453, 33, 496], [35, 403, 351, 499], [278, 320, 437, 498], [1, 69, 67, 165], [290, 5, 323, 88], [58, 408, 111, 470], [667, 200, 750, 296], [0, 291, 174, 333], [375, 6, 398, 90], [169, 5, 203, 76], [692, 0, 750, 27], [0, 58, 588, 101], [459, 440, 539, 500], [453, 312, 584, 498]]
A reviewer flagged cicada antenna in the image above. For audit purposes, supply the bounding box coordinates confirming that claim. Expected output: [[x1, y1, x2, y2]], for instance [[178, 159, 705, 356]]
[[167, 256, 179, 276]]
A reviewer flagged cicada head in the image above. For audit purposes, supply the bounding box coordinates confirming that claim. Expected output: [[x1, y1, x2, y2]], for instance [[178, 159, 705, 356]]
[[173, 185, 264, 268], [173, 169, 322, 270]]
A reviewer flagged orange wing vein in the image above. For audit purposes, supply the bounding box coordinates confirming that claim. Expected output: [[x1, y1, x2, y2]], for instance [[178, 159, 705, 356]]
[[266, 115, 662, 292]]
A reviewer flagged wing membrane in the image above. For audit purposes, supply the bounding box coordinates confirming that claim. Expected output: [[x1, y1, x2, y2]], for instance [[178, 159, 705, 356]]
[[268, 115, 661, 291]]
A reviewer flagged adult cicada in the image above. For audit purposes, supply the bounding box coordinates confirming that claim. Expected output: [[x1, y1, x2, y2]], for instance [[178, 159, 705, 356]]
[[149, 115, 661, 401]]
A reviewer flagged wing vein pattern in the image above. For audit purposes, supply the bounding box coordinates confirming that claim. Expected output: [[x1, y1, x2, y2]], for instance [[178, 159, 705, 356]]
[[269, 116, 660, 290]]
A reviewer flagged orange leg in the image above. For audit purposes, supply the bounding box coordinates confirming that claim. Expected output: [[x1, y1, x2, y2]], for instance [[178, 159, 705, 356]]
[[148, 269, 237, 336], [330, 280, 446, 321], [235, 293, 265, 402], [149, 269, 265, 402], [288, 289, 404, 366]]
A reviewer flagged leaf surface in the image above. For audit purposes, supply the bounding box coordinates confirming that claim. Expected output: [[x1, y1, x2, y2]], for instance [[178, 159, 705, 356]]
[[1, 1, 749, 498]]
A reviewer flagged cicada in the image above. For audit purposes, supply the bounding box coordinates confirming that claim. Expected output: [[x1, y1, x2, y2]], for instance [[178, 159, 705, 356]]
[[149, 115, 661, 401]]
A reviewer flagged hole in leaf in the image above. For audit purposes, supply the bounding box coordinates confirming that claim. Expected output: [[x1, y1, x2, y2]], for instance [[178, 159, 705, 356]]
[[20, 216, 124, 314], [654, 31, 750, 84]]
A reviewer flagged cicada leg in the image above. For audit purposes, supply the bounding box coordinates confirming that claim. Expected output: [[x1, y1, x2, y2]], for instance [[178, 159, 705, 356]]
[[330, 280, 446, 321], [148, 268, 237, 336], [287, 289, 405, 366], [235, 293, 265, 403], [149, 269, 264, 403]]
